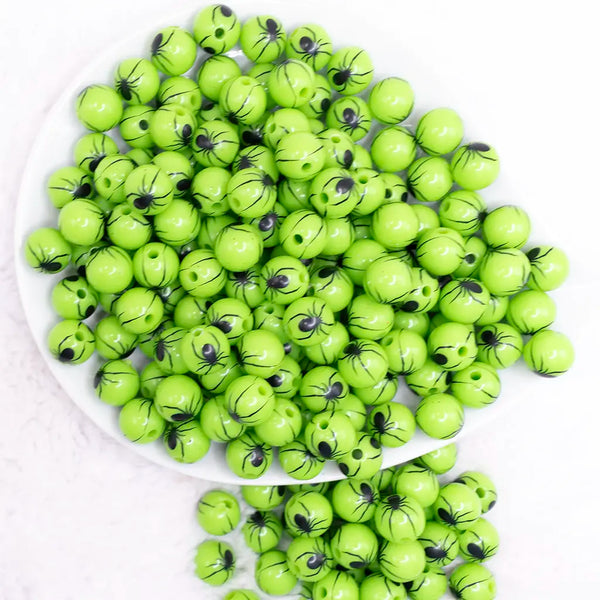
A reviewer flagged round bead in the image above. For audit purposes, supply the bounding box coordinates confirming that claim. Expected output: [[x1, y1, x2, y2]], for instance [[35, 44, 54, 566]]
[[449, 564, 496, 600], [458, 518, 499, 562], [416, 393, 465, 440], [275, 132, 325, 180], [242, 510, 283, 553], [119, 397, 165, 443], [149, 105, 196, 151], [348, 295, 393, 341], [283, 296, 334, 347], [227, 167, 276, 218], [269, 59, 316, 108], [106, 204, 152, 250], [47, 319, 94, 364], [224, 374, 275, 425], [157, 76, 202, 111], [407, 157, 453, 203], [285, 491, 333, 538], [393, 463, 440, 508], [326, 96, 371, 141], [303, 321, 349, 365], [378, 539, 426, 583], [197, 490, 240, 536], [213, 224, 263, 272], [194, 540, 235, 585], [370, 126, 416, 172], [238, 330, 285, 378], [305, 412, 357, 461], [313, 571, 359, 600], [152, 151, 194, 198], [415, 108, 463, 155], [380, 329, 428, 374], [286, 24, 333, 70], [94, 359, 139, 406], [476, 323, 523, 369], [364, 256, 412, 304], [132, 242, 179, 288], [192, 119, 240, 167], [74, 133, 119, 174], [226, 431, 272, 478], [114, 287, 164, 335], [371, 203, 419, 250], [439, 190, 487, 237], [254, 396, 302, 446], [242, 485, 286, 510], [342, 238, 386, 284], [331, 523, 378, 569], [279, 440, 325, 481], [255, 549, 298, 596], [369, 77, 414, 124], [404, 359, 450, 397], [338, 339, 389, 388], [193, 4, 240, 55], [139, 361, 167, 398], [310, 265, 354, 312], [220, 75, 267, 125], [240, 15, 286, 63], [416, 227, 465, 276], [94, 315, 138, 360], [299, 365, 348, 413], [353, 372, 398, 406], [52, 275, 98, 320], [76, 85, 123, 132], [287, 535, 333, 582], [173, 295, 210, 329], [200, 395, 245, 441], [58, 199, 105, 246], [523, 329, 574, 377], [300, 73, 332, 119], [309, 168, 358, 217], [438, 278, 491, 324], [197, 55, 242, 100], [318, 129, 355, 170], [164, 420, 210, 463], [150, 26, 197, 76], [327, 46, 373, 95], [416, 444, 457, 474], [337, 433, 382, 479], [331, 479, 379, 523], [179, 249, 226, 298], [367, 402, 416, 448], [119, 104, 154, 148], [451, 142, 500, 190], [418, 521, 459, 567], [374, 494, 426, 541], [434, 483, 482, 530], [475, 294, 509, 326], [279, 210, 327, 259], [428, 322, 477, 370], [263, 108, 310, 149], [205, 297, 253, 343], [526, 245, 569, 291], [154, 374, 202, 422], [506, 290, 555, 334], [406, 567, 449, 600], [450, 362, 501, 408], [191, 165, 230, 215], [380, 172, 409, 205], [124, 164, 174, 215], [454, 471, 497, 513], [482, 205, 530, 249], [180, 324, 229, 375], [394, 311, 430, 337], [47, 166, 93, 208]]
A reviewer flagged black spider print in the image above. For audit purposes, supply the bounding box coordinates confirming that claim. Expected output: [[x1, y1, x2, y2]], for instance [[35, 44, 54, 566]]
[[114, 59, 148, 102], [289, 26, 332, 69]]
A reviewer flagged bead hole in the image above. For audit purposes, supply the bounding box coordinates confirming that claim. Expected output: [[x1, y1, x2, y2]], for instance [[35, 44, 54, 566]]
[[352, 449, 363, 460], [103, 177, 111, 188], [320, 193, 328, 204], [147, 429, 157, 437], [215, 27, 225, 39], [422, 286, 431, 297], [470, 372, 481, 380], [476, 487, 486, 498], [76, 289, 87, 299], [175, 107, 186, 117], [122, 207, 132, 215], [74, 332, 84, 341], [139, 119, 149, 130], [189, 272, 199, 282], [458, 346, 468, 356], [264, 305, 275, 315], [318, 420, 329, 430], [301, 162, 311, 171], [285, 408, 295, 418], [148, 250, 159, 259], [331, 135, 341, 143], [299, 87, 310, 98], [294, 234, 303, 244], [258, 385, 268, 396], [144, 314, 153, 322], [358, 175, 368, 184]]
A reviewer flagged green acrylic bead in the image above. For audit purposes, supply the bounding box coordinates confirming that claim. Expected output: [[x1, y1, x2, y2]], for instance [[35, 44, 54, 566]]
[[352, 168, 386, 216], [523, 329, 574, 377], [434, 483, 482, 530], [475, 294, 508, 326], [85, 246, 134, 294], [374, 493, 426, 541], [405, 359, 450, 397], [192, 119, 240, 167], [260, 255, 309, 305], [380, 173, 409, 205], [381, 329, 427, 375], [198, 55, 242, 100], [439, 190, 487, 237], [240, 15, 286, 63], [226, 431, 272, 478], [173, 295, 209, 329], [287, 535, 333, 582], [150, 26, 197, 76], [154, 374, 202, 422], [449, 564, 496, 600], [369, 77, 414, 124], [364, 256, 412, 304], [283, 297, 334, 347], [351, 144, 374, 170], [224, 373, 276, 426], [94, 315, 138, 360], [418, 521, 459, 567], [74, 133, 119, 174], [300, 73, 332, 119], [191, 165, 230, 214], [200, 395, 245, 441], [370, 468, 395, 492], [476, 323, 523, 369], [47, 166, 93, 208], [326, 96, 371, 141], [338, 339, 389, 388], [157, 76, 202, 111], [127, 147, 155, 167], [253, 302, 286, 341], [310, 265, 354, 312], [139, 361, 167, 398], [197, 489, 240, 536], [300, 365, 348, 413], [303, 321, 350, 365], [450, 362, 501, 408], [370, 126, 416, 172], [47, 320, 94, 364], [214, 224, 263, 271], [416, 108, 463, 156], [506, 290, 555, 334], [416, 443, 457, 474], [327, 46, 373, 95], [206, 297, 253, 343], [149, 105, 196, 151], [360, 573, 407, 600], [353, 372, 398, 406], [331, 523, 378, 569], [305, 412, 356, 461], [242, 485, 286, 511], [284, 491, 333, 538], [279, 440, 325, 480], [154, 199, 201, 246], [318, 129, 355, 171], [52, 275, 98, 320], [406, 565, 447, 600], [454, 471, 497, 513], [286, 24, 332, 70], [407, 157, 453, 203], [526, 245, 569, 291], [275, 132, 325, 180], [234, 144, 279, 182], [393, 463, 439, 508], [197, 214, 235, 248], [438, 278, 490, 324], [393, 310, 430, 337], [454, 236, 488, 279], [94, 359, 139, 406], [451, 143, 500, 191], [152, 151, 194, 199], [76, 85, 123, 132], [416, 393, 465, 440], [458, 518, 499, 562], [367, 402, 416, 448], [378, 539, 426, 583], [119, 104, 154, 148], [371, 203, 419, 250], [279, 210, 327, 259], [194, 540, 235, 585], [348, 295, 394, 341], [227, 167, 276, 218], [428, 322, 477, 370], [201, 352, 243, 395], [482, 205, 530, 249], [309, 168, 358, 217], [313, 571, 359, 600], [119, 397, 165, 443], [269, 59, 316, 108], [331, 479, 379, 523], [106, 204, 152, 250], [238, 330, 284, 378], [255, 549, 297, 595], [133, 242, 179, 288], [255, 397, 302, 446], [416, 227, 465, 277], [220, 75, 267, 125], [193, 4, 240, 55], [337, 433, 383, 479], [249, 203, 288, 248], [263, 108, 310, 149], [114, 287, 164, 335], [243, 510, 283, 553], [124, 164, 174, 215], [58, 199, 105, 246], [179, 249, 226, 297], [322, 216, 356, 256], [164, 419, 210, 463]]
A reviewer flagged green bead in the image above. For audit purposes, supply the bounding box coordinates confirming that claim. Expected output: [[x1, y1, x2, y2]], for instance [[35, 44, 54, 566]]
[[47, 319, 94, 364], [353, 372, 398, 406], [287, 535, 333, 582], [74, 133, 119, 174], [190, 166, 230, 215], [202, 352, 244, 394], [416, 444, 457, 474], [268, 59, 316, 108], [193, 4, 240, 54], [76, 85, 123, 132], [206, 297, 253, 343], [275, 132, 325, 180], [200, 395, 245, 441], [240, 15, 286, 63], [374, 494, 426, 542], [279, 440, 325, 480], [213, 224, 263, 271], [454, 236, 487, 279], [279, 210, 326, 259], [149, 105, 196, 151], [337, 433, 383, 479], [370, 468, 395, 492], [526, 245, 569, 291], [173, 295, 209, 329], [192, 119, 240, 167], [197, 489, 240, 536], [260, 256, 308, 308], [407, 157, 453, 203], [283, 297, 334, 347], [300, 73, 332, 119], [331, 479, 379, 523], [234, 144, 279, 181], [449, 564, 496, 600], [150, 26, 197, 76], [330, 523, 378, 569], [119, 397, 165, 443], [369, 77, 414, 124], [152, 151, 194, 198], [106, 204, 152, 250], [155, 200, 201, 246], [310, 266, 353, 312], [370, 126, 416, 172], [286, 24, 332, 70], [353, 168, 386, 216], [24, 227, 71, 274], [127, 147, 154, 167], [364, 256, 412, 304], [450, 362, 501, 408], [454, 471, 497, 513], [220, 75, 267, 125], [94, 359, 139, 406], [360, 573, 408, 600], [314, 571, 359, 600], [124, 164, 174, 215], [285, 491, 333, 538], [238, 330, 285, 378], [338, 339, 389, 388], [180, 324, 230, 376], [405, 359, 450, 397], [458, 518, 499, 562], [506, 290, 555, 334], [348, 295, 393, 341], [418, 521, 458, 567], [47, 166, 93, 208], [381, 329, 427, 374], [225, 374, 275, 425], [58, 199, 104, 246], [246, 63, 276, 109], [318, 129, 354, 170], [371, 203, 419, 250], [255, 396, 302, 446], [327, 46, 373, 95], [157, 76, 202, 111], [416, 108, 463, 155], [243, 510, 283, 553], [451, 143, 500, 190], [380, 173, 409, 205], [305, 412, 356, 460], [194, 540, 235, 585], [164, 418, 210, 462], [428, 322, 477, 370], [114, 287, 164, 334], [255, 549, 297, 595], [179, 249, 226, 297], [119, 104, 154, 148], [263, 108, 310, 149], [299, 365, 348, 412], [367, 402, 416, 448], [351, 145, 374, 170], [308, 168, 358, 217], [476, 323, 523, 368], [198, 55, 242, 100], [523, 329, 574, 377], [434, 482, 482, 529], [326, 96, 371, 141], [249, 203, 288, 248], [342, 239, 387, 286], [416, 227, 465, 276], [416, 392, 464, 439], [197, 214, 236, 248], [227, 167, 276, 218], [439, 190, 486, 237], [304, 321, 350, 365], [94, 315, 138, 360], [475, 294, 508, 326], [224, 591, 260, 600], [253, 302, 286, 341], [322, 216, 355, 256], [394, 310, 430, 337], [51, 275, 98, 320], [154, 374, 202, 422], [226, 431, 272, 478], [393, 463, 440, 508], [406, 565, 447, 600], [242, 485, 286, 510], [482, 205, 530, 249], [132, 242, 179, 288], [438, 278, 490, 324], [378, 539, 426, 583], [139, 361, 167, 398]]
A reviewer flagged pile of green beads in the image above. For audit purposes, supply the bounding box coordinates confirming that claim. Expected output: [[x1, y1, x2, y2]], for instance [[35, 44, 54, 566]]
[[193, 445, 499, 599], [25, 4, 574, 475]]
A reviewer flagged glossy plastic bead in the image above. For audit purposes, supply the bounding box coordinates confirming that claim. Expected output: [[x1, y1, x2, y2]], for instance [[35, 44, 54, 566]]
[[284, 491, 333, 538], [114, 287, 163, 335], [453, 237, 487, 279], [407, 157, 453, 203], [475, 294, 508, 327], [119, 397, 165, 443], [416, 227, 465, 276], [353, 372, 398, 406], [76, 85, 123, 132], [321, 217, 356, 257], [179, 249, 226, 298], [194, 540, 235, 585], [308, 168, 358, 218], [381, 329, 428, 374], [378, 539, 426, 583], [374, 493, 426, 543], [57, 199, 104, 246], [309, 266, 352, 312], [173, 295, 209, 329], [458, 518, 499, 562], [341, 239, 385, 286], [397, 268, 439, 314], [418, 521, 458, 567], [223, 373, 274, 425], [94, 315, 137, 359], [527, 245, 569, 291], [254, 302, 286, 341], [454, 471, 497, 513], [364, 256, 412, 304], [318, 129, 355, 171], [304, 321, 350, 365], [220, 76, 267, 125], [197, 489, 240, 536], [268, 59, 315, 108], [305, 412, 357, 461], [416, 393, 464, 439], [331, 478, 379, 524], [263, 108, 310, 149], [450, 362, 501, 408], [132, 243, 179, 288], [451, 143, 500, 190], [337, 433, 383, 479], [352, 168, 386, 216], [428, 322, 476, 370], [287, 535, 332, 583], [243, 510, 283, 553], [279, 440, 325, 480], [327, 46, 373, 95], [238, 330, 285, 378], [338, 339, 389, 388], [369, 77, 414, 124], [226, 431, 272, 478], [299, 365, 348, 413], [506, 290, 555, 334], [370, 126, 416, 172], [371, 203, 419, 251], [234, 144, 279, 180], [438, 190, 486, 237], [192, 119, 240, 167], [404, 359, 450, 397], [152, 151, 194, 198], [434, 483, 482, 530], [200, 395, 245, 441], [164, 419, 210, 463], [393, 463, 440, 508], [523, 329, 574, 377], [394, 310, 430, 337], [119, 104, 154, 148], [242, 485, 286, 510], [74, 133, 119, 174], [416, 444, 457, 474], [326, 97, 371, 142], [204, 297, 252, 343], [213, 224, 263, 271], [313, 571, 359, 600], [227, 167, 276, 218], [51, 275, 98, 320], [193, 4, 240, 55], [154, 374, 202, 422], [157, 76, 202, 111], [124, 164, 174, 216], [240, 15, 286, 63], [106, 204, 152, 250], [476, 323, 523, 369], [279, 210, 327, 259], [47, 166, 93, 209], [449, 564, 496, 600], [150, 26, 197, 76], [256, 549, 298, 596], [330, 523, 378, 569], [286, 24, 332, 70], [190, 166, 230, 215], [250, 203, 288, 248], [482, 205, 530, 250], [300, 73, 332, 119], [282, 296, 333, 347], [47, 320, 94, 364], [415, 108, 463, 155], [94, 359, 139, 406], [197, 55, 242, 100], [275, 132, 325, 181], [149, 105, 196, 152], [368, 402, 416, 448], [438, 278, 490, 324]]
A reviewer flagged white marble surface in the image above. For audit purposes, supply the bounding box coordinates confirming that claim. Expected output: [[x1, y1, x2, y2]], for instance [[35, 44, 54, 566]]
[[1, 1, 600, 599]]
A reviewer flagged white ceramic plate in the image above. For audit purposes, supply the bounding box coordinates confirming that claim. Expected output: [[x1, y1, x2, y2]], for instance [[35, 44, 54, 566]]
[[15, 0, 537, 484]]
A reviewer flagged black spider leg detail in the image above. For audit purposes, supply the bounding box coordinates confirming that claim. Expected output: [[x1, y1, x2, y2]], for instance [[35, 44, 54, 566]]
[[151, 29, 176, 70], [115, 59, 145, 102]]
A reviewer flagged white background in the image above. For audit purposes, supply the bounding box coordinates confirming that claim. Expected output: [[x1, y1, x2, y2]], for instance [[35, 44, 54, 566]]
[[1, 1, 600, 599]]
